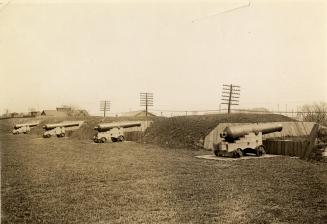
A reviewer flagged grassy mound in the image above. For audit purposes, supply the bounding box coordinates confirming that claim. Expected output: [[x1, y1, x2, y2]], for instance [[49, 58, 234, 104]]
[[143, 113, 295, 149], [1, 114, 294, 148]]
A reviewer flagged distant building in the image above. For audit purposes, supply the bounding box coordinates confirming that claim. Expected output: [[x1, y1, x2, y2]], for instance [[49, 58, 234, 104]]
[[10, 112, 19, 118], [67, 109, 89, 117], [56, 107, 72, 112], [120, 110, 156, 117], [41, 108, 89, 117], [41, 110, 68, 117], [30, 111, 41, 117]]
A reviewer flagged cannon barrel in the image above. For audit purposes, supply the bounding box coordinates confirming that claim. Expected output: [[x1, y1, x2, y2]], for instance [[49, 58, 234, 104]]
[[220, 123, 283, 140], [43, 121, 83, 130], [14, 121, 40, 129], [95, 122, 142, 132]]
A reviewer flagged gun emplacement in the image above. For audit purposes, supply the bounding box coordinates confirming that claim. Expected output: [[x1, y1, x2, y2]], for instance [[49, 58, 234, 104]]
[[214, 123, 283, 158]]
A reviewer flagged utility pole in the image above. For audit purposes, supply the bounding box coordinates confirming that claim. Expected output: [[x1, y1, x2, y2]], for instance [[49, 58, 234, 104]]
[[221, 84, 240, 114], [140, 92, 153, 117], [100, 100, 111, 117]]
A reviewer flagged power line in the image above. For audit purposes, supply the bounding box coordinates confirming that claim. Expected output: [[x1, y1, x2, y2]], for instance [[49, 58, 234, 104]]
[[100, 100, 111, 117], [140, 92, 153, 117], [221, 84, 240, 114]]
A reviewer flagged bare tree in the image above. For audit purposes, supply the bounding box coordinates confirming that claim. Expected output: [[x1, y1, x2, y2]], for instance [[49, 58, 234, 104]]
[[298, 102, 327, 126]]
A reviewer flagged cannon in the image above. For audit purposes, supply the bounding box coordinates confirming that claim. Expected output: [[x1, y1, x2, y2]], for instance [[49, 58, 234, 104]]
[[12, 121, 40, 134], [43, 122, 81, 130], [43, 121, 84, 138], [93, 121, 142, 143], [214, 123, 283, 158]]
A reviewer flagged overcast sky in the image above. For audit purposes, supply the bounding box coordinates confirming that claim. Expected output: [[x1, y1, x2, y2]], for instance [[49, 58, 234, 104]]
[[0, 0, 326, 115]]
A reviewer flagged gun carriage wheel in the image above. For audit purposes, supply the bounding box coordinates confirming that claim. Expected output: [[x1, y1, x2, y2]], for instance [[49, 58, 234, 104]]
[[100, 137, 107, 143], [236, 148, 243, 157], [255, 145, 266, 157], [118, 135, 125, 142]]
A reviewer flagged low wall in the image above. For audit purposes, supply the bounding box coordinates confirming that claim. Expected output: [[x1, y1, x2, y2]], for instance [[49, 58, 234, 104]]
[[263, 139, 309, 157], [124, 131, 144, 142], [121, 121, 153, 141], [204, 122, 315, 150]]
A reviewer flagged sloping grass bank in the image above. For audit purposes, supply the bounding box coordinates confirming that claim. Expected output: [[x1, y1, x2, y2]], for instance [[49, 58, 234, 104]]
[[143, 114, 294, 148]]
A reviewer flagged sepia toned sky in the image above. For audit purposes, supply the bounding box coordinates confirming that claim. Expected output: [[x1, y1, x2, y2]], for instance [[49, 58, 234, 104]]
[[0, 0, 326, 115]]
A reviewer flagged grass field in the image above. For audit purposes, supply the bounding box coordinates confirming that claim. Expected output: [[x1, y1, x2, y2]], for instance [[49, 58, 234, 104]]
[[1, 133, 327, 224]]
